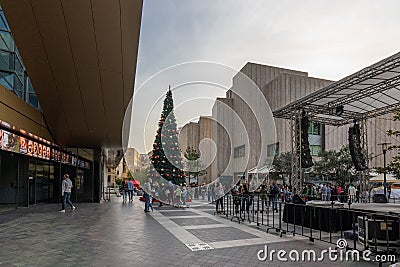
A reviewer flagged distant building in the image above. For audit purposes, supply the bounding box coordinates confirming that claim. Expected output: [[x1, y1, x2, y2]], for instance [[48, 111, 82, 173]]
[[140, 153, 151, 170], [179, 116, 213, 184], [208, 63, 330, 183], [210, 61, 399, 183], [115, 148, 141, 182], [125, 148, 141, 173]]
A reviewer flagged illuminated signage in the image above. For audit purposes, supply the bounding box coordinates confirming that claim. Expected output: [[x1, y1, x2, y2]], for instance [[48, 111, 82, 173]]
[[0, 121, 90, 169]]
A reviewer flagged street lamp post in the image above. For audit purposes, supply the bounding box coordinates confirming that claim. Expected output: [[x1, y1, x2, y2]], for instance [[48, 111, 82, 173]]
[[378, 142, 391, 197]]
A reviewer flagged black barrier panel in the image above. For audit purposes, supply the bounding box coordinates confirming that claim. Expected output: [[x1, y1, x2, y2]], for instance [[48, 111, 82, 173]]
[[214, 193, 400, 257], [283, 204, 365, 232]]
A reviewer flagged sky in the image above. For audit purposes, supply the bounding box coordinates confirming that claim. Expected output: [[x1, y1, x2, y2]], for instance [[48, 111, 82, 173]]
[[128, 0, 400, 153]]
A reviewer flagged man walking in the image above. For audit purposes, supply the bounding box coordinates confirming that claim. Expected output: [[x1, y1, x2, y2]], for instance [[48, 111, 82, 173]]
[[348, 184, 357, 203], [143, 178, 153, 212], [215, 182, 225, 213], [59, 174, 76, 212], [127, 179, 134, 202]]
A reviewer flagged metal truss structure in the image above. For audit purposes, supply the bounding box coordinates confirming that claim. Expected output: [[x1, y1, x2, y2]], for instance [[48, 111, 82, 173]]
[[274, 52, 400, 126], [273, 51, 400, 192], [290, 111, 302, 193]]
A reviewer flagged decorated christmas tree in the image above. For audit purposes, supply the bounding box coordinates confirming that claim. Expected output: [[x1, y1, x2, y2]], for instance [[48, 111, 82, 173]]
[[148, 88, 186, 185]]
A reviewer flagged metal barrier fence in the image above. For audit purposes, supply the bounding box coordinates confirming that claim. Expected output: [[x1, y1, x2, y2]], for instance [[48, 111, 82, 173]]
[[214, 193, 399, 263]]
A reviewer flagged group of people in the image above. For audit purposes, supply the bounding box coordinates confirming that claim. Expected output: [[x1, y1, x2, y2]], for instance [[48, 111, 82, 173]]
[[301, 183, 362, 203], [120, 179, 136, 202], [138, 177, 372, 214], [139, 178, 228, 211]]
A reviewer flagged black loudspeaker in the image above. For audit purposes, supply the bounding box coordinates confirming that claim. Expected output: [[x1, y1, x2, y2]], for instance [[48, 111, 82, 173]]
[[373, 194, 388, 203], [292, 194, 306, 204], [348, 123, 367, 171], [300, 114, 313, 168]]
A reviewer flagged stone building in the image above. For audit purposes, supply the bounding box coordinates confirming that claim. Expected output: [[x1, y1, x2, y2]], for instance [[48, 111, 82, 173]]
[[210, 63, 332, 183], [178, 116, 213, 184], [209, 61, 400, 184]]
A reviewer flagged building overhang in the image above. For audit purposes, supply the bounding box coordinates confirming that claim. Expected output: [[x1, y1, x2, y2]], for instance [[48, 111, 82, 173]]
[[0, 0, 143, 149]]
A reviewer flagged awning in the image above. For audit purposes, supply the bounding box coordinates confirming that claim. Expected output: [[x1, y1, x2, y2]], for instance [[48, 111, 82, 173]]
[[369, 173, 397, 182], [248, 166, 270, 174], [258, 166, 270, 174], [248, 167, 258, 174]]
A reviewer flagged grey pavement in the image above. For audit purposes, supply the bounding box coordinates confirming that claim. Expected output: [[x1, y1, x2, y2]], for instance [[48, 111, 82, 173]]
[[0, 196, 394, 267]]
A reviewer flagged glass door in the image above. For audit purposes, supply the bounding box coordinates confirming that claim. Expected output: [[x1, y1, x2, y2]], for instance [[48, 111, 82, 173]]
[[49, 164, 55, 201], [28, 159, 36, 205]]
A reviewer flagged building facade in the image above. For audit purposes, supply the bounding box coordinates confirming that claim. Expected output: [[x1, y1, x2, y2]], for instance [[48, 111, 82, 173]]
[[207, 61, 399, 185], [179, 116, 213, 184], [209, 63, 331, 183], [0, 1, 142, 209]]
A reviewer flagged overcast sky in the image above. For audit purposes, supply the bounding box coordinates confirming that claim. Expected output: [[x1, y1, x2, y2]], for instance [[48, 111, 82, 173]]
[[129, 0, 400, 153]]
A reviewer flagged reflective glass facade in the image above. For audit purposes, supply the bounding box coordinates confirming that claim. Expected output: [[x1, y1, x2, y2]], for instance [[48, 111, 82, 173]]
[[0, 6, 40, 110]]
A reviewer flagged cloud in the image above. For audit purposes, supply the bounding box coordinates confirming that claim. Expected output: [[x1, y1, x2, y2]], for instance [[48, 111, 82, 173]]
[[130, 0, 400, 153]]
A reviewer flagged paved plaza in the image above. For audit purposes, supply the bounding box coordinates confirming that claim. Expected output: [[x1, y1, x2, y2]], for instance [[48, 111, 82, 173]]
[[0, 197, 391, 267]]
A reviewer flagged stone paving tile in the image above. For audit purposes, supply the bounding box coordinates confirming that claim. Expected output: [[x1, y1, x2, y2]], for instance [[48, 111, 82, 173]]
[[0, 196, 389, 267], [159, 210, 198, 217], [170, 217, 223, 226], [187, 226, 258, 243]]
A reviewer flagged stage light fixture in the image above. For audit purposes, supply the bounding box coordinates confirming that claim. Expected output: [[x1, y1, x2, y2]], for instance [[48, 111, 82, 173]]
[[335, 105, 344, 116]]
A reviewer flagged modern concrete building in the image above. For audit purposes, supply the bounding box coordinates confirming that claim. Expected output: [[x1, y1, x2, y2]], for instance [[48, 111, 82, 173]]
[[0, 1, 142, 208], [124, 147, 141, 174], [209, 61, 400, 184], [210, 63, 332, 183], [179, 116, 213, 184]]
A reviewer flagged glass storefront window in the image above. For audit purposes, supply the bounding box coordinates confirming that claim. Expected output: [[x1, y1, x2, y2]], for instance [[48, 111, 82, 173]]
[[310, 145, 322, 156], [13, 74, 24, 99], [308, 122, 321, 136], [49, 165, 54, 180], [0, 31, 14, 51], [15, 55, 24, 82], [0, 12, 9, 31], [0, 5, 41, 111], [28, 159, 55, 204], [26, 78, 39, 109], [0, 70, 13, 91], [0, 50, 14, 72]]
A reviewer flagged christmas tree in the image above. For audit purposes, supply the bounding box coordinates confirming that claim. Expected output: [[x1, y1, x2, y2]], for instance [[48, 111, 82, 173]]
[[149, 88, 186, 185]]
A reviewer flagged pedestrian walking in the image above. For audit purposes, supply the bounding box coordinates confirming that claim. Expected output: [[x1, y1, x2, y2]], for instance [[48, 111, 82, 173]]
[[215, 182, 224, 213], [182, 184, 188, 207], [143, 178, 153, 212], [59, 174, 76, 212], [121, 180, 128, 202], [127, 179, 134, 202], [271, 183, 279, 212]]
